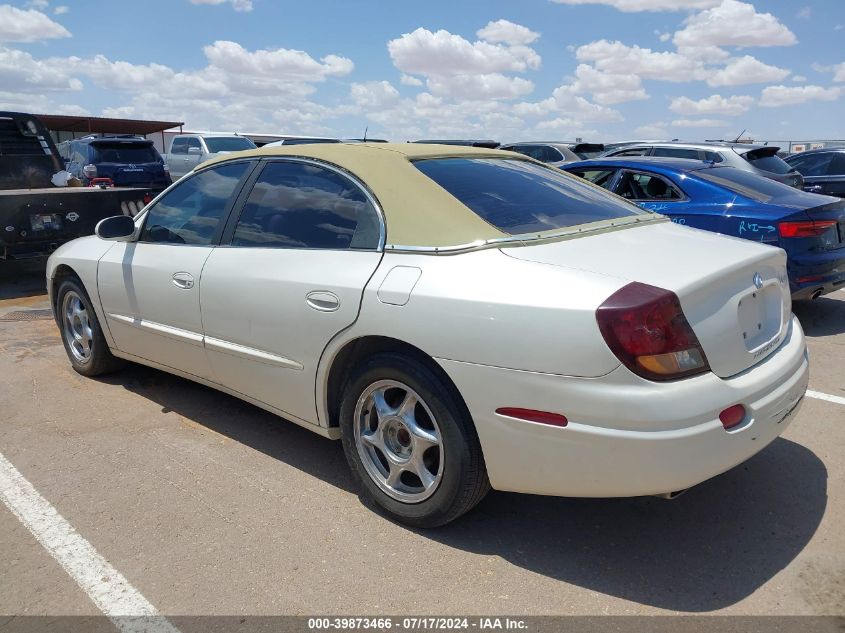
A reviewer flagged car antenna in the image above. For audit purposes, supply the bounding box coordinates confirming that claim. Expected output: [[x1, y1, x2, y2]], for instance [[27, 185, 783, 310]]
[[732, 128, 746, 143]]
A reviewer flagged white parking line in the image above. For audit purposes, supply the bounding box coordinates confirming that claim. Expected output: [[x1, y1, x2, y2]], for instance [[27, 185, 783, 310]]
[[807, 390, 845, 406], [0, 451, 181, 633]]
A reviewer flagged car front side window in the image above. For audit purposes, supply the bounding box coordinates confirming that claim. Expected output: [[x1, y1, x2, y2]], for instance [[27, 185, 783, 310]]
[[231, 160, 381, 250], [139, 161, 250, 245]]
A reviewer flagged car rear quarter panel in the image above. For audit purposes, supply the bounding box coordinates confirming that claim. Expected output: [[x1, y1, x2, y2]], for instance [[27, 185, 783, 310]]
[[318, 248, 624, 409]]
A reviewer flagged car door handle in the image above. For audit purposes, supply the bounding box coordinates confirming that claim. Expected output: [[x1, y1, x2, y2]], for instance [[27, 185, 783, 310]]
[[172, 272, 194, 289], [306, 291, 340, 312]]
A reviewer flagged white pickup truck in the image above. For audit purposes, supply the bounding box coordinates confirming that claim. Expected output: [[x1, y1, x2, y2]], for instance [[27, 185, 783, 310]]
[[164, 133, 257, 180]]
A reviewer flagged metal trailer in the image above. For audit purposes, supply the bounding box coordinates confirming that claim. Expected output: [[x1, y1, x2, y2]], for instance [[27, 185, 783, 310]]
[[1, 111, 153, 261]]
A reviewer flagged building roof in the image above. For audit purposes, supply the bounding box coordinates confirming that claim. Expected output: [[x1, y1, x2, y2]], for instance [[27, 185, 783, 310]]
[[35, 114, 183, 136]]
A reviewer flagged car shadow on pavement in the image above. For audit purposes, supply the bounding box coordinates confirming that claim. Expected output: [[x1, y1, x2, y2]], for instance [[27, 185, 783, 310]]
[[106, 364, 357, 494], [105, 364, 827, 613], [430, 437, 827, 612], [793, 296, 845, 337], [0, 259, 48, 301]]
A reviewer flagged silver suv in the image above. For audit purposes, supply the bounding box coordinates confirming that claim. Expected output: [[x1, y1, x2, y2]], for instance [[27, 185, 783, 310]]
[[601, 141, 804, 188]]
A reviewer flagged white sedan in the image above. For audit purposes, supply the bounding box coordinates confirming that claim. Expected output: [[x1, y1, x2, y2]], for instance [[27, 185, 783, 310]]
[[47, 143, 809, 527]]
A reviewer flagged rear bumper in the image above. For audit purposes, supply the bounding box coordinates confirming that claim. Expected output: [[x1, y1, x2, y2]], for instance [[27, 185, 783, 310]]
[[438, 315, 809, 498], [789, 252, 845, 299]]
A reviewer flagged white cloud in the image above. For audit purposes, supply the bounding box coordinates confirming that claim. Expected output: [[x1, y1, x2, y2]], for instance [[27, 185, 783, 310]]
[[388, 27, 540, 76], [671, 117, 729, 127], [204, 40, 353, 80], [634, 123, 670, 138], [0, 5, 70, 43], [673, 0, 797, 48], [399, 74, 422, 87], [53, 5, 69, 14], [814, 62, 845, 82], [189, 0, 253, 12], [551, 0, 719, 11], [350, 81, 400, 108], [561, 63, 649, 104], [515, 87, 623, 123], [576, 39, 706, 81], [0, 46, 82, 92], [427, 73, 535, 100], [669, 94, 754, 115], [706, 55, 790, 86], [796, 7, 811, 20], [760, 84, 841, 106], [791, 74, 806, 82], [476, 19, 539, 46]]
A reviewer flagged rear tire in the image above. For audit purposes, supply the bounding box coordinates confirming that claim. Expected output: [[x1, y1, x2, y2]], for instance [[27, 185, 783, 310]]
[[339, 352, 489, 528], [56, 277, 124, 377]]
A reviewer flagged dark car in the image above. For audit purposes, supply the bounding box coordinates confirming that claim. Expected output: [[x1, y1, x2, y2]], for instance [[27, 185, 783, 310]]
[[58, 135, 171, 191], [499, 142, 605, 166], [412, 139, 500, 148], [784, 147, 845, 198], [600, 141, 804, 189], [563, 157, 845, 300]]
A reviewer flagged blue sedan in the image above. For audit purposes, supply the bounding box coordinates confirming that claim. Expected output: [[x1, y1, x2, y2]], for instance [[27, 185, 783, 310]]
[[563, 157, 845, 300]]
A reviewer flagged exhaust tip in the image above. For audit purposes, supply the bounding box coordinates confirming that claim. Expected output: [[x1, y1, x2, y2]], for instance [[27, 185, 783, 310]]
[[653, 489, 689, 500], [810, 289, 823, 300]]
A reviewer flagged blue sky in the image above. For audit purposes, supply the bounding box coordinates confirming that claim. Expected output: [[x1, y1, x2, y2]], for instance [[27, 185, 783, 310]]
[[1, 0, 843, 142]]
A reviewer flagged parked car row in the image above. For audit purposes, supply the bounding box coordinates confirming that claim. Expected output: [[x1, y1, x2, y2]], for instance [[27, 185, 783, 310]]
[[563, 157, 845, 300]]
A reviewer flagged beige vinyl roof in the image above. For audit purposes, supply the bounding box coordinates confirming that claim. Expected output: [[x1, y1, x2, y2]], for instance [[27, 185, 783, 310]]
[[202, 142, 530, 248]]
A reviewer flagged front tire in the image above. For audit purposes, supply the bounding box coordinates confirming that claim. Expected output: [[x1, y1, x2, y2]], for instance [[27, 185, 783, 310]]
[[56, 277, 124, 377], [339, 352, 489, 527]]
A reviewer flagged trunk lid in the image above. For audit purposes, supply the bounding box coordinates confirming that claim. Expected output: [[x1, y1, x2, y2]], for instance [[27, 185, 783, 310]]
[[503, 221, 792, 378]]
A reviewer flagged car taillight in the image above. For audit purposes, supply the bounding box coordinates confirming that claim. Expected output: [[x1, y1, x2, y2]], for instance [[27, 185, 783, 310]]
[[778, 220, 837, 238], [142, 193, 153, 205], [596, 282, 710, 381], [719, 404, 746, 430]]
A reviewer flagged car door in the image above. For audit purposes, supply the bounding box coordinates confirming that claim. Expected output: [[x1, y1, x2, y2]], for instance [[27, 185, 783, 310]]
[[183, 137, 204, 174], [199, 158, 384, 425], [168, 137, 189, 179], [97, 160, 255, 379]]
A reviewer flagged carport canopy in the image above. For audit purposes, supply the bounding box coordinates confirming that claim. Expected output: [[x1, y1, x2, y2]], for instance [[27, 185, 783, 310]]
[[36, 114, 183, 137]]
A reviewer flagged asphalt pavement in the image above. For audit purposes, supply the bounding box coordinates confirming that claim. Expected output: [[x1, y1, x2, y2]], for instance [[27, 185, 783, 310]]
[[0, 259, 842, 619]]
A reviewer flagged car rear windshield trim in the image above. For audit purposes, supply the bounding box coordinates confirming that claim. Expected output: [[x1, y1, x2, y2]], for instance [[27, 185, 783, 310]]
[[413, 157, 645, 236]]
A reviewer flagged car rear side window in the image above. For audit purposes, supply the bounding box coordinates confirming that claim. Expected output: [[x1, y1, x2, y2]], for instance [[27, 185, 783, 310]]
[[612, 147, 650, 157], [652, 147, 700, 159], [231, 161, 381, 250], [414, 158, 643, 235], [140, 162, 250, 245], [787, 152, 835, 177], [828, 153, 845, 175]]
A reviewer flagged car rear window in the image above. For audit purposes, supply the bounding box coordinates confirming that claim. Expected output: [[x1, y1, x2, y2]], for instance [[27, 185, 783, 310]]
[[414, 158, 644, 235], [695, 167, 799, 203], [203, 137, 257, 153], [92, 143, 158, 164], [741, 149, 793, 175]]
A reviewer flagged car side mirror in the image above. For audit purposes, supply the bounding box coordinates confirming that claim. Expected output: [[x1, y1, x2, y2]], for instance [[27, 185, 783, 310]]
[[187, 146, 202, 155], [95, 215, 137, 241]]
